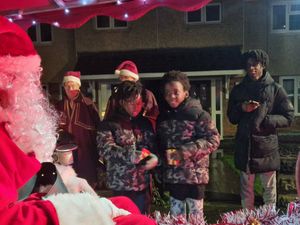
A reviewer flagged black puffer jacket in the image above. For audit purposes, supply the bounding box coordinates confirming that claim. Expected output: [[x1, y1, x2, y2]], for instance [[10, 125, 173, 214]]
[[156, 97, 220, 185], [227, 72, 294, 173]]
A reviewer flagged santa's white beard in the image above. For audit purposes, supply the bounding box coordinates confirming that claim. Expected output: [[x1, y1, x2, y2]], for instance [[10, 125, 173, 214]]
[[0, 61, 58, 162]]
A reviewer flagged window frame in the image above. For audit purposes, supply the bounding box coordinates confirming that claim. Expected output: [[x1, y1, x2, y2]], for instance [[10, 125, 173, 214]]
[[279, 76, 300, 115], [95, 16, 128, 30], [28, 23, 53, 44], [185, 2, 222, 25], [271, 1, 300, 33]]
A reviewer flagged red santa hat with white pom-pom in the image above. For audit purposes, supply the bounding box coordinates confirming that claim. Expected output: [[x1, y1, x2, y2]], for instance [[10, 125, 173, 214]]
[[115, 60, 139, 81], [63, 71, 81, 86], [0, 16, 41, 74]]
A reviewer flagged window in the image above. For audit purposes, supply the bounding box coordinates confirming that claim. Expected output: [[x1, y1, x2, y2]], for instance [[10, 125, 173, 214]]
[[95, 16, 127, 29], [280, 76, 299, 115], [28, 23, 52, 43], [272, 2, 300, 32], [186, 3, 221, 24]]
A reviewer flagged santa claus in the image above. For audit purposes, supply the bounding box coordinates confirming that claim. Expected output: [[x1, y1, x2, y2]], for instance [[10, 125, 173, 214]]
[[0, 16, 156, 225]]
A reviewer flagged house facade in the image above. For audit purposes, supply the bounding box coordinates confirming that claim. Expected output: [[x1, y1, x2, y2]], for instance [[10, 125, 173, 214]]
[[32, 0, 300, 137]]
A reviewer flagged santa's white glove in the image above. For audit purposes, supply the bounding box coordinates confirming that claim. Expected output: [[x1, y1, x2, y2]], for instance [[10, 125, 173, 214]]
[[99, 197, 131, 218], [55, 164, 97, 196], [143, 154, 158, 171], [67, 176, 98, 196], [45, 193, 118, 225]]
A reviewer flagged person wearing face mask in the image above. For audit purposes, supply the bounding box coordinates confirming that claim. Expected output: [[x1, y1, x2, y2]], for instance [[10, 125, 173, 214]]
[[97, 81, 158, 214], [104, 60, 159, 129], [56, 71, 101, 188], [227, 49, 294, 209], [156, 71, 220, 219]]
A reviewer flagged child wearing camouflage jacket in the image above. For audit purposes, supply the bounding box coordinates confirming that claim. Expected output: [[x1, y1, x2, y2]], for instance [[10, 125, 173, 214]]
[[156, 71, 220, 217], [97, 81, 158, 214]]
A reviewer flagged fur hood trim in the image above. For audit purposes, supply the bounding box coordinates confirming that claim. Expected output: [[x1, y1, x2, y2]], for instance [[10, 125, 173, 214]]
[[0, 55, 41, 74]]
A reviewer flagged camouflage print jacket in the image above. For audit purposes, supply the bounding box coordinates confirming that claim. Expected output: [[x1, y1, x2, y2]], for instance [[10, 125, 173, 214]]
[[97, 109, 156, 191], [156, 97, 220, 185]]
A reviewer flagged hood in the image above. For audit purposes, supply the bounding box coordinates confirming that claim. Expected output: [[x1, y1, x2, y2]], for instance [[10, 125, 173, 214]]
[[161, 97, 203, 121], [240, 71, 275, 103], [242, 71, 274, 86]]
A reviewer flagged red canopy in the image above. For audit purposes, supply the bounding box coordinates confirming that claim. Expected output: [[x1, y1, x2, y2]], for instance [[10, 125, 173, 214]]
[[0, 0, 212, 30]]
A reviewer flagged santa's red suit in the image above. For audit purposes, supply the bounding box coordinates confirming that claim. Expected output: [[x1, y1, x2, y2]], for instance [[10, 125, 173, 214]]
[[0, 15, 156, 225], [0, 124, 156, 225]]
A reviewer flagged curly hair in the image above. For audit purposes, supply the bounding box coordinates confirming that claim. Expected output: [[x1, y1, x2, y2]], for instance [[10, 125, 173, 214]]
[[115, 80, 143, 102], [242, 49, 269, 69], [160, 70, 191, 94]]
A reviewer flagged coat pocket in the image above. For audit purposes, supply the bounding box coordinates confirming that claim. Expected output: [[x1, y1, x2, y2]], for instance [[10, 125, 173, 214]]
[[250, 134, 280, 173], [249, 151, 280, 173], [251, 134, 278, 158]]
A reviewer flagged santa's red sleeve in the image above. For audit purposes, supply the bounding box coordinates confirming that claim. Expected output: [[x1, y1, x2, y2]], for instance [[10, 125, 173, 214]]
[[0, 124, 59, 225], [111, 196, 157, 225], [0, 195, 59, 225]]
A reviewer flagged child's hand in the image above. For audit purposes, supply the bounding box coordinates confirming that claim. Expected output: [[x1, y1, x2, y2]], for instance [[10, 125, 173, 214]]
[[142, 154, 158, 170]]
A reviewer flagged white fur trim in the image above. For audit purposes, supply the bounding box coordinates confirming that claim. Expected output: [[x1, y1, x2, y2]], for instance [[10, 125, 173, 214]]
[[55, 164, 97, 196], [63, 76, 81, 86], [115, 69, 139, 81], [55, 164, 77, 184], [0, 55, 41, 74], [99, 197, 130, 218], [45, 193, 115, 225]]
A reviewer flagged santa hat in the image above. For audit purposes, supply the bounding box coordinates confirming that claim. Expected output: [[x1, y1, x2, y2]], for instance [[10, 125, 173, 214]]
[[63, 71, 81, 87], [115, 60, 139, 81], [0, 16, 41, 74]]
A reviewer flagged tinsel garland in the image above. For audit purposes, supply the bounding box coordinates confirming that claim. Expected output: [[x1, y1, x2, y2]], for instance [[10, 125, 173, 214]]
[[219, 204, 278, 225], [153, 201, 300, 225], [153, 211, 207, 225]]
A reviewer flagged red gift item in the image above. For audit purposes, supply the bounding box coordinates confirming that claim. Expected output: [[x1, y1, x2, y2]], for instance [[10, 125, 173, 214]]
[[140, 148, 151, 160]]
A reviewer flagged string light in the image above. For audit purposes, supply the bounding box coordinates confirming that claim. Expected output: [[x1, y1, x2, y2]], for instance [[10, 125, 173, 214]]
[[117, 0, 122, 5], [8, 18, 13, 22], [17, 13, 23, 19], [81, 0, 95, 5], [124, 13, 128, 19], [64, 8, 70, 14], [32, 20, 37, 25], [53, 22, 60, 27]]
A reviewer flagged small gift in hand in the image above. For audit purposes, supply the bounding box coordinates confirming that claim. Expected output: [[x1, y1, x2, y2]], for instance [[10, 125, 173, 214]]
[[166, 148, 181, 166], [131, 148, 158, 170], [138, 148, 152, 164]]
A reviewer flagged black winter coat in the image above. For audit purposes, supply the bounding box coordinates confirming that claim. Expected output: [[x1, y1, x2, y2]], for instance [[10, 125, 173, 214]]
[[227, 72, 294, 173]]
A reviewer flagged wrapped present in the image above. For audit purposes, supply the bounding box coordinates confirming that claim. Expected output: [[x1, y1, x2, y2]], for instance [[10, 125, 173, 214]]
[[140, 148, 151, 160], [166, 148, 180, 166], [131, 148, 152, 165]]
